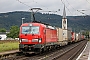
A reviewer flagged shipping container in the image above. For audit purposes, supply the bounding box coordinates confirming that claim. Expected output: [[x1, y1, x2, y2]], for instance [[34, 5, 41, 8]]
[[56, 27, 63, 42], [76, 33, 81, 42], [56, 27, 65, 46], [62, 29, 72, 43]]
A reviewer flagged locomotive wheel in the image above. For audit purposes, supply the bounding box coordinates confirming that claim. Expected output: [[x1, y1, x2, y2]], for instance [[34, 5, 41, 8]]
[[24, 52, 30, 56]]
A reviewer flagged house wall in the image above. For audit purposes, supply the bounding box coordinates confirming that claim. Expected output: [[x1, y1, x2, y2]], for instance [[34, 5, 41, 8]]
[[0, 34, 7, 40]]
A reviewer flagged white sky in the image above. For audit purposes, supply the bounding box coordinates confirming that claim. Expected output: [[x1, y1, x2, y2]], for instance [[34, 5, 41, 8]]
[[0, 0, 90, 16]]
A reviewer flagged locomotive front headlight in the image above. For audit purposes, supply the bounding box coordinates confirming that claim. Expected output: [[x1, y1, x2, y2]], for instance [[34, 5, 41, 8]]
[[19, 40, 22, 43], [38, 38, 42, 43], [19, 39, 22, 43]]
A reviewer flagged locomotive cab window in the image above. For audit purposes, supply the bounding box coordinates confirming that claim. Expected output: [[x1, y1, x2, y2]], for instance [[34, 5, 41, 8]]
[[22, 26, 39, 34]]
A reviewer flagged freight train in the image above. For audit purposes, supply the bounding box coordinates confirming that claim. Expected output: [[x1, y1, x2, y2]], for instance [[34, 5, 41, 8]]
[[19, 22, 85, 53], [19, 7, 85, 54]]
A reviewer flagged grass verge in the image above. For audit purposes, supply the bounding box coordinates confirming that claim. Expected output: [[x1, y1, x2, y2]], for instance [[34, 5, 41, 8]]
[[0, 41, 19, 52]]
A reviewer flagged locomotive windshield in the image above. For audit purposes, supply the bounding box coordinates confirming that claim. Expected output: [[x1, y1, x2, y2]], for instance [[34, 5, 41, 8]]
[[22, 26, 39, 34]]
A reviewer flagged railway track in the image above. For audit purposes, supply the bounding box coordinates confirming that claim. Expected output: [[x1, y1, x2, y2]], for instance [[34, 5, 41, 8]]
[[0, 40, 87, 60], [36, 40, 87, 60], [52, 40, 87, 60]]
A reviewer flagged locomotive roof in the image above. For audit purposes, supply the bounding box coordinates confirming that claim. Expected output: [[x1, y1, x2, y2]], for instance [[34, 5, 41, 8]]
[[21, 22, 56, 30]]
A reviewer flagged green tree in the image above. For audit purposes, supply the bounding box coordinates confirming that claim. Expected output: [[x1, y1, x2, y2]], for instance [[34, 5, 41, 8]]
[[0, 28, 6, 32], [7, 25, 19, 39], [82, 31, 89, 38]]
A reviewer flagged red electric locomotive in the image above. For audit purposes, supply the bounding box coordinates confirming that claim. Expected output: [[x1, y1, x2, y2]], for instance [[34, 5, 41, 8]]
[[19, 22, 58, 53]]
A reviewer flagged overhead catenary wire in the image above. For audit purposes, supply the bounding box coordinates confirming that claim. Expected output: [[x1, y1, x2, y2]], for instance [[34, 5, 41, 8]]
[[60, 0, 73, 15], [65, 0, 80, 16], [32, 0, 49, 10], [16, 0, 32, 8], [84, 0, 90, 11], [17, 0, 53, 13], [16, 0, 90, 16], [61, 0, 89, 16], [17, 0, 57, 22], [16, 0, 41, 12], [32, 0, 61, 15], [16, 0, 62, 15], [86, 0, 90, 5], [65, 0, 76, 11], [65, 0, 78, 16]]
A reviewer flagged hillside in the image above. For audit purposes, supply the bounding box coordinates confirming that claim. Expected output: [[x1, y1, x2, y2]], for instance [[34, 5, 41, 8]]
[[0, 11, 90, 32]]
